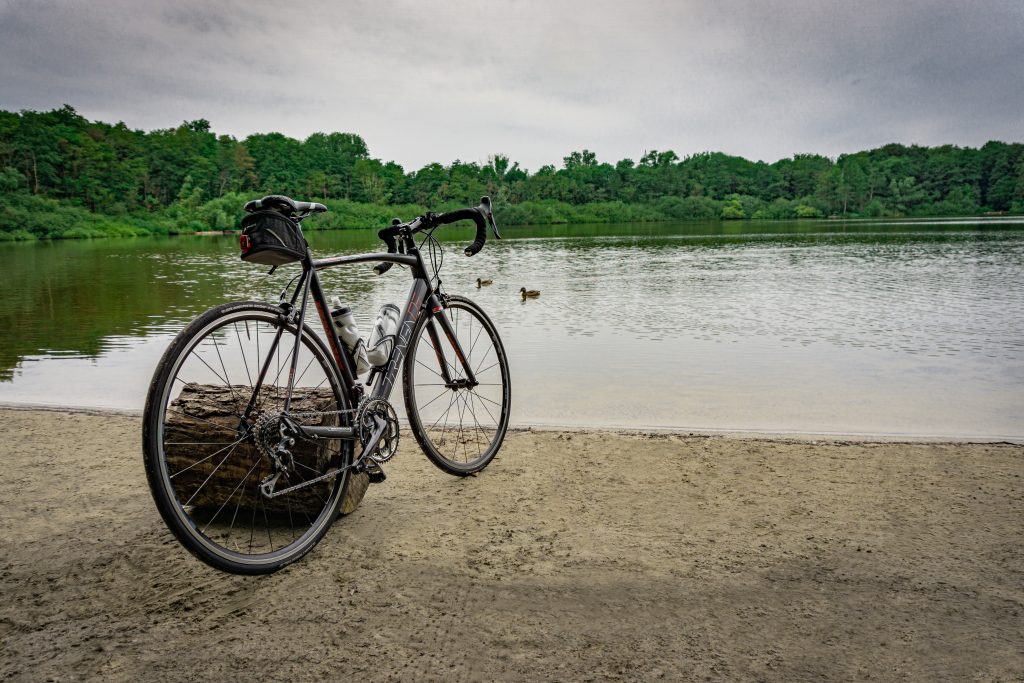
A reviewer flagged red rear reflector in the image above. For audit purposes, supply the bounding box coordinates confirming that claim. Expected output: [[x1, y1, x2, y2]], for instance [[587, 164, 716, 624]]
[[240, 235, 250, 252]]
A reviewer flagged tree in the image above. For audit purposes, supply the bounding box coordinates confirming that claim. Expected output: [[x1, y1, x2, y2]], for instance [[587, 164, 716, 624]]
[[0, 166, 23, 193]]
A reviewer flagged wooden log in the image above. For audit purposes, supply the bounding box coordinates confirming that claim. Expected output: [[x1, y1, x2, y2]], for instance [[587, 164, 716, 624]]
[[164, 383, 368, 517]]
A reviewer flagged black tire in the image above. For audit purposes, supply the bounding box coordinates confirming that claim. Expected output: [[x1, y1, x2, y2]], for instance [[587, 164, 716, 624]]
[[403, 295, 511, 476], [142, 301, 353, 574]]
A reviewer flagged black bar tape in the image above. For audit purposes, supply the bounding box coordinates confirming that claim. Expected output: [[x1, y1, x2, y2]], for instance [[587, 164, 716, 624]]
[[434, 208, 487, 256], [374, 228, 398, 275]]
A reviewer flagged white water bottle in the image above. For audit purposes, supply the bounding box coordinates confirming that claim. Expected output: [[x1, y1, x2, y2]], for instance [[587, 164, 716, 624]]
[[330, 297, 370, 375], [366, 304, 401, 367]]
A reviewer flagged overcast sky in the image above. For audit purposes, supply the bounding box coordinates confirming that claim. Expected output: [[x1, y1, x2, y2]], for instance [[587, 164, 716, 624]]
[[1, 0, 1022, 171]]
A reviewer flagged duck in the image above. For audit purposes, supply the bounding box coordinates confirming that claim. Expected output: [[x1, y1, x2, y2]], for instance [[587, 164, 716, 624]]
[[476, 278, 493, 288], [520, 287, 541, 299]]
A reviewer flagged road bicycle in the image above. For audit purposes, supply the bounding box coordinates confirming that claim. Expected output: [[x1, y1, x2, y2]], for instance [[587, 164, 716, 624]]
[[142, 195, 510, 574]]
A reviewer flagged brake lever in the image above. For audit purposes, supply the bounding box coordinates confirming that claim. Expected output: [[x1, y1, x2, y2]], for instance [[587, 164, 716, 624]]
[[477, 196, 501, 240]]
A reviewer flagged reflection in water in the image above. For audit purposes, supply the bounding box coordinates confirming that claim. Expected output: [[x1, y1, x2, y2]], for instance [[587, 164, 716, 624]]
[[1, 219, 1022, 437]]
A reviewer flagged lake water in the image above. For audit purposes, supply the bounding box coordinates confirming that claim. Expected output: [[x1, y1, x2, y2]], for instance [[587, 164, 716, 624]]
[[2, 217, 1022, 439]]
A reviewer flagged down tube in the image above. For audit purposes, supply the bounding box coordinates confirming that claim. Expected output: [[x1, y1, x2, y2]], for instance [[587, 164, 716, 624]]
[[372, 279, 431, 402]]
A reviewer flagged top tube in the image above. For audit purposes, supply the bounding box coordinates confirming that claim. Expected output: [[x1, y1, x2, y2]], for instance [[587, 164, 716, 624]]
[[312, 252, 421, 272]]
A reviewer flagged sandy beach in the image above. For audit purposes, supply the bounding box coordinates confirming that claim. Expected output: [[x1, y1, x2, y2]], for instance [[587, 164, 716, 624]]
[[0, 407, 1021, 682]]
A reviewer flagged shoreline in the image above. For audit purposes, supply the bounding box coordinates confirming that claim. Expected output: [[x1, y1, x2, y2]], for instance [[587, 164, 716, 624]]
[[1, 407, 1021, 681], [1, 399, 1020, 444], [3, 213, 1021, 243]]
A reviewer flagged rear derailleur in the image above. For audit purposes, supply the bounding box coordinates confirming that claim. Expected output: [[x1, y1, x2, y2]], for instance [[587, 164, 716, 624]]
[[256, 412, 300, 498]]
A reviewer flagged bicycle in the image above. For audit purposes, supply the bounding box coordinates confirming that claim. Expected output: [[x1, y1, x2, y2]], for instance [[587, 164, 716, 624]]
[[142, 194, 510, 574]]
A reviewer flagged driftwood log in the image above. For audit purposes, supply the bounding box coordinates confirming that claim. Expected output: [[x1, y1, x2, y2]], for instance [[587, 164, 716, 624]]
[[165, 383, 368, 517]]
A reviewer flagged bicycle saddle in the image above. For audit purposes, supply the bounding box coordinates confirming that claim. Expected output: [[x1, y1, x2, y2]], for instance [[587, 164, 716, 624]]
[[244, 195, 327, 215]]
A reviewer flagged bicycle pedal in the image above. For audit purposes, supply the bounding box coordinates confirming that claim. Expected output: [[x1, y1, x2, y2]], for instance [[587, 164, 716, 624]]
[[366, 463, 387, 484]]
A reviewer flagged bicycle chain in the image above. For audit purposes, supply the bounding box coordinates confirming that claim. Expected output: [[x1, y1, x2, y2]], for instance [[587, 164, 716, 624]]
[[261, 465, 348, 499]]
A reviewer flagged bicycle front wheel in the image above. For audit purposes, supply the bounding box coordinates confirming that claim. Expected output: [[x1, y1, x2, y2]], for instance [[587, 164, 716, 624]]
[[142, 301, 353, 574], [403, 295, 511, 475]]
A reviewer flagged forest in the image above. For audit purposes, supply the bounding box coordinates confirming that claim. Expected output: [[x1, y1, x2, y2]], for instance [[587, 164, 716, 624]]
[[1, 105, 1022, 239]]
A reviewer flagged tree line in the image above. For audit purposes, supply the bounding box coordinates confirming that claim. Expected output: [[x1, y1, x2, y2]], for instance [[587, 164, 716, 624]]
[[1, 105, 1022, 239]]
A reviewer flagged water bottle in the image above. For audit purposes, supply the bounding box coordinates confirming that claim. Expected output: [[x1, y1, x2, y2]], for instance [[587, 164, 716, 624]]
[[330, 297, 370, 375], [366, 304, 401, 368]]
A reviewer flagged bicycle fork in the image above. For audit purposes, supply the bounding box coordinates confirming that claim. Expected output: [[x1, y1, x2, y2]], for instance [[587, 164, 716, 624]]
[[423, 294, 479, 388]]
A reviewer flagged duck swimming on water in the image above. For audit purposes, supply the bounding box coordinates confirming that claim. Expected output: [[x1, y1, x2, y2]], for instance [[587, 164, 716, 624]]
[[520, 287, 540, 299], [476, 278, 493, 287]]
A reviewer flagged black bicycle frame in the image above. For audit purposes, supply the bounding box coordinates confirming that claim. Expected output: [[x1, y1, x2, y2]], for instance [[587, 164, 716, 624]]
[[239, 239, 477, 443]]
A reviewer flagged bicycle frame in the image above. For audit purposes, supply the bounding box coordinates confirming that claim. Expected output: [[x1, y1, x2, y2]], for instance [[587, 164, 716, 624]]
[[238, 236, 477, 444]]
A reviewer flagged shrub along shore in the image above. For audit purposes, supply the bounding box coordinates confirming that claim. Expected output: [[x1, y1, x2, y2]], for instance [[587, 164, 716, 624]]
[[1, 106, 1022, 240]]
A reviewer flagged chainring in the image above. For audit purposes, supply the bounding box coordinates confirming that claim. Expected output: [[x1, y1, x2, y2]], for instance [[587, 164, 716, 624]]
[[356, 398, 400, 463]]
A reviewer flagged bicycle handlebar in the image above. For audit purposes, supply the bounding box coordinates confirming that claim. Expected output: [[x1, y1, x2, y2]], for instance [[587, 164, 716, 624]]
[[434, 207, 486, 255], [373, 196, 501, 275]]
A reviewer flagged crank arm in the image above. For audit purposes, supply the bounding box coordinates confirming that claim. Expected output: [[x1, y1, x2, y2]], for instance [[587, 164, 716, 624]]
[[359, 415, 388, 460]]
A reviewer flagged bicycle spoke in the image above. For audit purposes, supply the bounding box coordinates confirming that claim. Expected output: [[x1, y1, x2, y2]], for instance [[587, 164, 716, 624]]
[[416, 357, 447, 381], [423, 334, 458, 377], [233, 322, 254, 389], [261, 492, 273, 551], [201, 458, 261, 535], [168, 434, 248, 479], [433, 393, 460, 454], [413, 386, 452, 413], [454, 388, 469, 462], [475, 360, 500, 376], [227, 459, 255, 550], [293, 353, 317, 386], [183, 440, 243, 507], [248, 476, 258, 554], [165, 407, 240, 436], [428, 391, 459, 434], [471, 390, 504, 410], [472, 344, 493, 376], [191, 351, 240, 406], [458, 391, 485, 461], [465, 323, 486, 366]]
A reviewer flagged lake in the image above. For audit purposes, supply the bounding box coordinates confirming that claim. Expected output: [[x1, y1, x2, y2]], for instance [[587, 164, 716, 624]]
[[1, 217, 1022, 439]]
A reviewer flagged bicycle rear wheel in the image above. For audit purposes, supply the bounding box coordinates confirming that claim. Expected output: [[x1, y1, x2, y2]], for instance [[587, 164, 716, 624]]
[[142, 301, 353, 574], [403, 295, 511, 475]]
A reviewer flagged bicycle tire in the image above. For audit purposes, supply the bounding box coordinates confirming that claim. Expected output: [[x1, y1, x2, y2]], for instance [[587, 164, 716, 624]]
[[403, 295, 511, 476], [142, 301, 353, 574]]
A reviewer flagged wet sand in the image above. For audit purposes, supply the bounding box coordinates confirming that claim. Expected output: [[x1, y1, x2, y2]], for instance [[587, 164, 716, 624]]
[[0, 408, 1021, 682]]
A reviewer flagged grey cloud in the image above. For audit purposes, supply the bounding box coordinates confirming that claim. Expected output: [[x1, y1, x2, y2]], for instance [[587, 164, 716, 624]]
[[0, 0, 1021, 171]]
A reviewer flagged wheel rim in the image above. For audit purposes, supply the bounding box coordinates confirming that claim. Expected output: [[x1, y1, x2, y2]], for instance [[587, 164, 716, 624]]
[[407, 301, 510, 469], [153, 309, 350, 566]]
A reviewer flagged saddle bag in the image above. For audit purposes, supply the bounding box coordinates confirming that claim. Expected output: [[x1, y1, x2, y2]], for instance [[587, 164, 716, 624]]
[[239, 210, 307, 266]]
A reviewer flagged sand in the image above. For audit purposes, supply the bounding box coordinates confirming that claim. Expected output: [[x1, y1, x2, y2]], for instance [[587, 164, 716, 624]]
[[0, 407, 1021, 682]]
